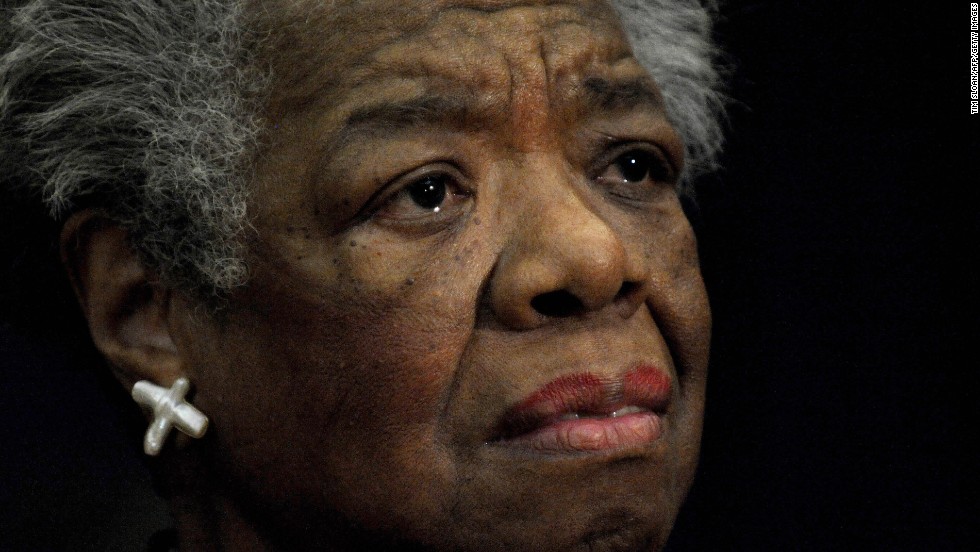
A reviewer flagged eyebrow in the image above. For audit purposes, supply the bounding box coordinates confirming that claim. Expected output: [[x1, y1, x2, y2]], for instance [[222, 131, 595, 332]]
[[579, 76, 665, 113], [330, 76, 665, 150], [335, 92, 481, 149]]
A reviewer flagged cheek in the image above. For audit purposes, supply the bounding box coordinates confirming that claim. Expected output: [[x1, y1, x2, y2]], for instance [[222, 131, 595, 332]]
[[176, 230, 492, 526], [321, 238, 488, 423], [242, 262, 477, 438], [623, 202, 711, 389]]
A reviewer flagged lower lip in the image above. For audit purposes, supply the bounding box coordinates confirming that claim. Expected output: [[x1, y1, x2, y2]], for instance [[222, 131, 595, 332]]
[[500, 411, 663, 454]]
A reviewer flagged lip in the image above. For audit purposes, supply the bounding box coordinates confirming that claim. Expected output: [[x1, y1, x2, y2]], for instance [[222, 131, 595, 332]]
[[493, 365, 672, 454]]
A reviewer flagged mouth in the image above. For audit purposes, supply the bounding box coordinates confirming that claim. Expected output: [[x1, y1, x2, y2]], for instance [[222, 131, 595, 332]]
[[492, 365, 671, 454]]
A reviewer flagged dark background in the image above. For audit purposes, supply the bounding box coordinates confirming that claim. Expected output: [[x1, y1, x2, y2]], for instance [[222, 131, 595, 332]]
[[670, 2, 975, 550], [1, 1, 975, 550]]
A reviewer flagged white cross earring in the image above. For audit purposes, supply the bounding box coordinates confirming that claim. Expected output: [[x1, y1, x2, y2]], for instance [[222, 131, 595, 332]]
[[132, 377, 209, 456]]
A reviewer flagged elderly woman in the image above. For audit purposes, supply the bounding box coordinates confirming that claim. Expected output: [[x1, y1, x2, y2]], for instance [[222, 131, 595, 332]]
[[0, 0, 724, 550]]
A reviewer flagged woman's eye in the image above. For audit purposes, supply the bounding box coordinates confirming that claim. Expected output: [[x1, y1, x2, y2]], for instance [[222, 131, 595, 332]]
[[373, 170, 471, 225], [611, 149, 672, 184], [406, 175, 448, 211], [594, 147, 676, 203]]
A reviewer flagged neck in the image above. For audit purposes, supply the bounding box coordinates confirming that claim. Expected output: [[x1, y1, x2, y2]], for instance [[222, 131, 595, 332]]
[[157, 451, 431, 551], [158, 451, 277, 551]]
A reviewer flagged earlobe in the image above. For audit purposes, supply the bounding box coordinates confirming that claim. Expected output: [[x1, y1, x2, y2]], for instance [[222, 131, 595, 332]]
[[60, 210, 184, 389]]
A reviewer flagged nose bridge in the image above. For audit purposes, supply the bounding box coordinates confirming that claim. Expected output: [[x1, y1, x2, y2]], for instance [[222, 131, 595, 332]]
[[490, 155, 643, 329], [526, 181, 625, 300]]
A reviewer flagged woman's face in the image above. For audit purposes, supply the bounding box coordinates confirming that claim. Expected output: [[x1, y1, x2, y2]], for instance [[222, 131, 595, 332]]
[[171, 0, 710, 549]]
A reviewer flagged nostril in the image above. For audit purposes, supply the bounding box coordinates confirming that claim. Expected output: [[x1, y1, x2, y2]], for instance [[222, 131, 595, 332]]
[[530, 290, 585, 318], [616, 281, 640, 300]]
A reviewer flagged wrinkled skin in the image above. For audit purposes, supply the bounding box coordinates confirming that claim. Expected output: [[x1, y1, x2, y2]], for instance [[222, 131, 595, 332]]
[[74, 1, 711, 550]]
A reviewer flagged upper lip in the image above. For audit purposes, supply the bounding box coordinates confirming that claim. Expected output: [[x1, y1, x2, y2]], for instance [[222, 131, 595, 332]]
[[493, 365, 672, 441]]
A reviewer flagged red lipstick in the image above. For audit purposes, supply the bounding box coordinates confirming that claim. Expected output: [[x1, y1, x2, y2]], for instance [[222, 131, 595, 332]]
[[495, 366, 671, 454]]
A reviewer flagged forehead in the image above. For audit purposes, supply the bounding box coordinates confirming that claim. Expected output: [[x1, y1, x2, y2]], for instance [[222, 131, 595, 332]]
[[251, 0, 621, 48], [249, 0, 643, 114]]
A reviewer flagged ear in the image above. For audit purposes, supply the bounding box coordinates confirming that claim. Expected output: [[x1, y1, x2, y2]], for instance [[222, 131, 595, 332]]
[[60, 210, 184, 390]]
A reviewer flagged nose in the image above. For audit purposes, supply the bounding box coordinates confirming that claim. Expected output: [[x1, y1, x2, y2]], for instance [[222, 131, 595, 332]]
[[490, 180, 649, 330]]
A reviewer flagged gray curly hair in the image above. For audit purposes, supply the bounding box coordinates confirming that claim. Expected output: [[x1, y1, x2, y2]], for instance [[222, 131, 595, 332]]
[[0, 0, 724, 298]]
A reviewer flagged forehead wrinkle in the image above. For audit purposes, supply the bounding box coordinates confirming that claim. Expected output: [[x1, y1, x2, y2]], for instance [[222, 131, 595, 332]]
[[417, 3, 633, 148], [267, 0, 661, 158], [425, 0, 622, 74], [355, 19, 512, 91], [249, 0, 622, 105]]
